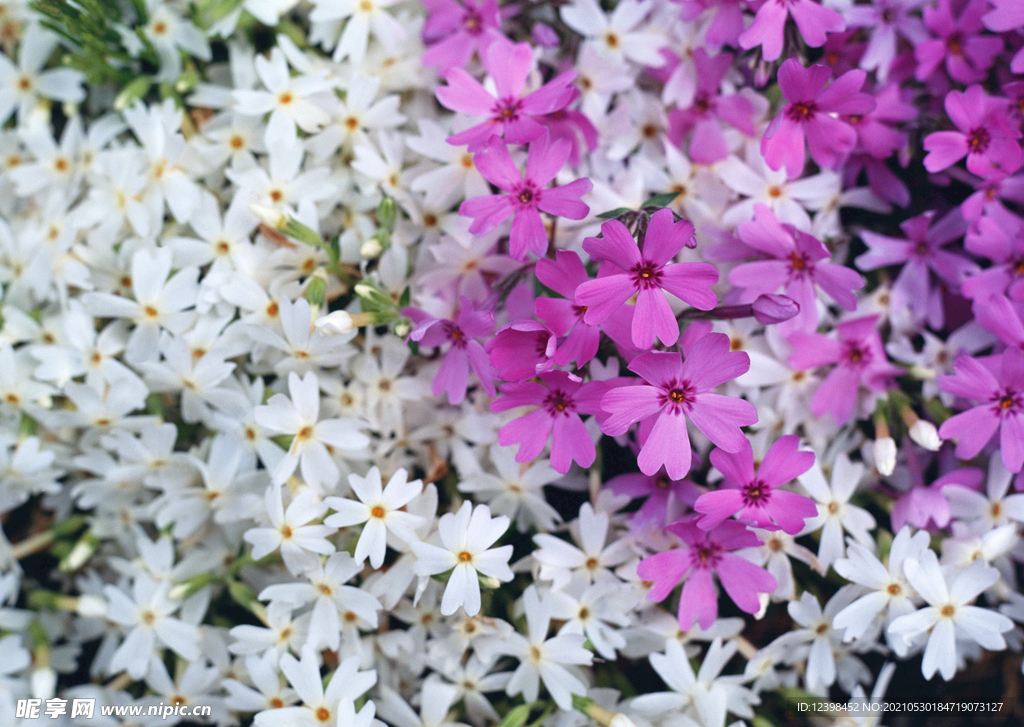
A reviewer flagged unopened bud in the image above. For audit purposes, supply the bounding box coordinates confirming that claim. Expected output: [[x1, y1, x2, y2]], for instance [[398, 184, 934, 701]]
[[250, 203, 287, 229], [908, 420, 941, 451], [376, 196, 397, 231], [873, 437, 897, 476], [75, 594, 108, 618], [532, 22, 560, 47], [360, 237, 383, 259], [31, 667, 57, 700], [304, 274, 327, 307], [752, 294, 800, 324], [609, 715, 639, 727]]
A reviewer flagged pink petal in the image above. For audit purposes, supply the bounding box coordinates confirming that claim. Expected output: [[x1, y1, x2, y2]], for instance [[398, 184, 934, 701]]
[[637, 549, 690, 602], [638, 410, 692, 479], [716, 553, 776, 614], [939, 405, 1000, 461], [660, 262, 719, 310], [633, 288, 679, 349], [680, 567, 718, 630], [583, 219, 643, 268], [694, 489, 744, 531], [688, 393, 757, 452]]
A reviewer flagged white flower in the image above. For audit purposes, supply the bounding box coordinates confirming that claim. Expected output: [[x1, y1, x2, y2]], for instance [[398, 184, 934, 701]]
[[324, 466, 425, 568], [0, 23, 85, 124], [411, 501, 514, 616], [458, 444, 562, 534], [797, 453, 877, 570], [244, 484, 335, 575], [887, 550, 1013, 681], [944, 452, 1024, 534], [532, 502, 632, 590]]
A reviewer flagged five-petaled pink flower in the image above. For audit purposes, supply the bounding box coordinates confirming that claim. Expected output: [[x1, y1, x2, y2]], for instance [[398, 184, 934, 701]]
[[421, 0, 506, 72], [923, 85, 1022, 181], [637, 517, 777, 630], [938, 347, 1024, 473], [575, 208, 718, 349], [459, 132, 592, 261], [600, 332, 756, 479], [436, 38, 577, 149], [694, 435, 818, 534], [761, 59, 875, 178], [491, 371, 605, 474], [738, 0, 845, 62]]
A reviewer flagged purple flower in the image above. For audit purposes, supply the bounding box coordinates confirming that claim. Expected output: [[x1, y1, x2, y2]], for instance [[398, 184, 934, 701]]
[[600, 332, 756, 479], [403, 296, 496, 404], [788, 315, 903, 425], [923, 85, 1022, 180], [845, 0, 928, 81], [485, 319, 558, 381], [962, 214, 1024, 301], [421, 0, 506, 72], [728, 204, 864, 334], [535, 251, 601, 368], [436, 39, 577, 149], [575, 208, 718, 349], [914, 0, 1003, 85], [637, 518, 777, 630], [855, 208, 977, 329], [695, 435, 818, 534], [676, 0, 746, 49], [459, 133, 592, 261], [938, 347, 1024, 473], [491, 371, 605, 473], [738, 0, 845, 62], [761, 60, 875, 178], [606, 470, 700, 532]]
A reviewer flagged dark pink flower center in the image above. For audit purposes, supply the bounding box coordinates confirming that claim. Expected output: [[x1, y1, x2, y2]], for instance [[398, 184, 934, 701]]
[[786, 101, 817, 123], [515, 183, 539, 208], [544, 390, 576, 417], [446, 322, 468, 349], [742, 480, 771, 507], [572, 304, 588, 320], [694, 93, 713, 115], [631, 261, 663, 289], [662, 382, 695, 412], [994, 390, 1022, 416], [494, 97, 523, 123], [843, 342, 871, 367], [691, 542, 722, 570], [463, 11, 483, 35], [967, 127, 991, 154], [788, 251, 812, 277]]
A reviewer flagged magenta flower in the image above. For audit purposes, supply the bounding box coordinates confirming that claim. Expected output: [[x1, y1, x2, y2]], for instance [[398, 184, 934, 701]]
[[485, 319, 558, 381], [938, 347, 1024, 473], [694, 435, 817, 534], [600, 332, 756, 479], [491, 371, 604, 473], [923, 85, 1022, 180], [737, 0, 845, 62], [788, 315, 903, 425], [607, 470, 700, 532], [459, 133, 592, 261], [436, 39, 577, 149], [535, 251, 601, 368], [985, 1, 1024, 72], [403, 296, 496, 404], [961, 215, 1024, 301], [914, 0, 1003, 85], [421, 0, 506, 72], [855, 208, 976, 329], [574, 208, 718, 350], [760, 60, 875, 178], [676, 0, 746, 49], [637, 518, 777, 630], [728, 204, 864, 334], [845, 0, 928, 81], [666, 49, 755, 165]]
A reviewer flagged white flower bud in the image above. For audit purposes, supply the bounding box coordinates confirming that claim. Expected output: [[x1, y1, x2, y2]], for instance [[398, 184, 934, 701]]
[[908, 420, 941, 451], [31, 667, 57, 700], [873, 437, 897, 476], [250, 203, 287, 229], [360, 238, 383, 258], [609, 716, 639, 727], [314, 311, 355, 335], [75, 594, 108, 618]]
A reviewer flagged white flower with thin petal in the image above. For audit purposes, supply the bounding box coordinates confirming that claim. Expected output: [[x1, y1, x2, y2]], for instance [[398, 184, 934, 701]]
[[560, 0, 666, 67], [459, 445, 563, 534], [309, 0, 407, 65], [324, 466, 424, 568], [532, 502, 632, 590], [244, 485, 335, 575], [0, 23, 85, 125], [944, 452, 1024, 534], [411, 501, 514, 616], [497, 585, 593, 710], [887, 550, 1013, 681], [378, 679, 466, 727], [253, 370, 369, 491], [833, 526, 931, 651], [797, 453, 877, 570], [547, 574, 633, 660], [353, 334, 428, 435]]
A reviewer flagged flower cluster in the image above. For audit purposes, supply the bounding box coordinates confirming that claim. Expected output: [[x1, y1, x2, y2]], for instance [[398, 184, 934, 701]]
[[2, 0, 1024, 726]]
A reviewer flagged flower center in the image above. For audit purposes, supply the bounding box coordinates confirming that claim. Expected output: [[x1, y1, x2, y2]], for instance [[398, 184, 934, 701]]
[[887, 583, 902, 596], [967, 127, 991, 154], [371, 505, 385, 518], [544, 390, 574, 417], [631, 262, 663, 289], [518, 188, 534, 204], [742, 481, 770, 506], [463, 11, 482, 34], [495, 98, 522, 122], [458, 551, 473, 562], [786, 101, 817, 122], [788, 251, 809, 273], [940, 604, 955, 617]]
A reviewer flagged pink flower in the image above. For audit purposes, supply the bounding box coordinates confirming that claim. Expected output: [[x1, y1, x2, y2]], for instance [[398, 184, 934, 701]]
[[728, 204, 864, 334], [676, 0, 746, 50], [491, 371, 605, 473], [695, 435, 818, 534], [403, 296, 496, 404], [600, 332, 756, 479], [485, 319, 558, 381], [637, 518, 777, 630], [761, 60, 875, 178], [738, 0, 845, 62], [574, 208, 718, 349], [436, 39, 577, 149], [961, 215, 1024, 301], [459, 133, 592, 261], [788, 315, 902, 425], [606, 470, 700, 532], [421, 0, 506, 72], [914, 0, 1003, 85], [535, 251, 601, 368], [923, 85, 1022, 180], [938, 347, 1024, 473]]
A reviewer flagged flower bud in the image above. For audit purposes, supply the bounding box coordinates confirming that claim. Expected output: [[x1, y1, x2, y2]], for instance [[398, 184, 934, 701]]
[[532, 23, 560, 47], [315, 311, 355, 335], [31, 667, 57, 700], [908, 420, 941, 451], [752, 294, 800, 324], [250, 203, 287, 229], [609, 716, 639, 727], [75, 594, 108, 618], [360, 237, 383, 258], [873, 437, 897, 476]]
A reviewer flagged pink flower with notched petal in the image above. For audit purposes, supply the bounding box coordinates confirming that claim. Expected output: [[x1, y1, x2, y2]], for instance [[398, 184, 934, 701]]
[[761, 60, 875, 178], [459, 133, 592, 261], [402, 296, 496, 404], [738, 0, 845, 62], [491, 371, 605, 474], [923, 85, 1022, 181], [729, 204, 864, 334], [436, 39, 577, 150], [575, 208, 718, 350], [695, 435, 818, 535], [637, 517, 777, 630], [915, 0, 1003, 85], [938, 347, 1024, 474], [535, 251, 601, 368], [421, 0, 506, 73], [600, 332, 756, 480]]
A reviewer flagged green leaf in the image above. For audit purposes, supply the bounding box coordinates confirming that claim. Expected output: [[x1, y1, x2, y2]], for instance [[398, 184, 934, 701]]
[[596, 207, 631, 220], [644, 191, 679, 208], [496, 704, 533, 727]]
